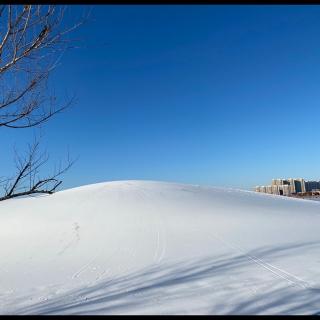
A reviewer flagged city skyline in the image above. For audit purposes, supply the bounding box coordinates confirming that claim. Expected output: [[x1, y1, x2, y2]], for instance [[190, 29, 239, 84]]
[[255, 177, 320, 196]]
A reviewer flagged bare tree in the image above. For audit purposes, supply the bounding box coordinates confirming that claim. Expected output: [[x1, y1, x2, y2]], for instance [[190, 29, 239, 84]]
[[0, 5, 84, 200], [0, 139, 75, 201]]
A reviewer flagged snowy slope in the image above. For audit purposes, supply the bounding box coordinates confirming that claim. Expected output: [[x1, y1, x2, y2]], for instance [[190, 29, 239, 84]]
[[0, 180, 320, 315]]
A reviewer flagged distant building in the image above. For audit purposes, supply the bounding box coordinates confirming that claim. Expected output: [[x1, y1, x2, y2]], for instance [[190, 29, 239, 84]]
[[305, 181, 320, 192], [288, 178, 296, 193], [260, 186, 267, 193], [294, 178, 306, 193], [255, 178, 317, 196], [266, 186, 272, 194], [282, 184, 291, 196], [271, 185, 279, 195]]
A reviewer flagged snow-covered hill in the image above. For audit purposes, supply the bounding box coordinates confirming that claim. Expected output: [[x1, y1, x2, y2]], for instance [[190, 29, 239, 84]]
[[1, 180, 320, 315]]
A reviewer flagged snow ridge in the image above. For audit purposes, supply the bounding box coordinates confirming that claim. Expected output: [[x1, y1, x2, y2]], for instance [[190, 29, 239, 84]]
[[1, 180, 320, 315]]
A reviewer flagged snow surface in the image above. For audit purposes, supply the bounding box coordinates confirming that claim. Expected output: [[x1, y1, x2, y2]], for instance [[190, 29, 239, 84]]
[[1, 180, 320, 315]]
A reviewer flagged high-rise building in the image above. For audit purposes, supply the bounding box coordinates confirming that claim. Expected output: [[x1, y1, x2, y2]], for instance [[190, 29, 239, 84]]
[[266, 186, 272, 194], [305, 181, 320, 192], [294, 178, 306, 193], [281, 185, 291, 196], [271, 185, 280, 195], [288, 178, 296, 193]]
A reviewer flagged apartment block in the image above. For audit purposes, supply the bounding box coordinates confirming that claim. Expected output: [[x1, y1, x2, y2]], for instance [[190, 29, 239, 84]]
[[255, 177, 318, 196]]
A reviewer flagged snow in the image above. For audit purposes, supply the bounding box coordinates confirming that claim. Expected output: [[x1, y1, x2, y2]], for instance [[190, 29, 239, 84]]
[[0, 180, 320, 315]]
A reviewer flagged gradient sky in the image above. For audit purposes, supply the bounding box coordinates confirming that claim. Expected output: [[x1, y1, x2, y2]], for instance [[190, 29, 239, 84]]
[[2, 5, 320, 191]]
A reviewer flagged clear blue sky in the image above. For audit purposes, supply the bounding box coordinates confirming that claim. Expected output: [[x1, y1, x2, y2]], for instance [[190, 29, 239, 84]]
[[2, 5, 320, 190]]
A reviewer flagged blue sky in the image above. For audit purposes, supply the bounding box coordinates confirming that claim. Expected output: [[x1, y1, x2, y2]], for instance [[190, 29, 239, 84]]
[[2, 5, 320, 190]]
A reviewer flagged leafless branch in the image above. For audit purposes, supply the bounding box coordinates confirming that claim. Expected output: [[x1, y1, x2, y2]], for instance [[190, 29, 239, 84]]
[[0, 5, 87, 128], [0, 139, 76, 201]]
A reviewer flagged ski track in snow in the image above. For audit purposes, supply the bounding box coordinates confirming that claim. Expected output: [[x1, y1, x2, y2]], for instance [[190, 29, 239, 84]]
[[72, 253, 100, 280], [209, 232, 311, 290], [153, 204, 167, 265], [136, 187, 167, 265], [58, 222, 80, 256]]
